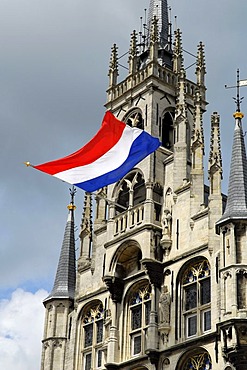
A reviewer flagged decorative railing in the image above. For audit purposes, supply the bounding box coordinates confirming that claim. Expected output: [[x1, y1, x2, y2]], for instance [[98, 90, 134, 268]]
[[114, 203, 145, 236]]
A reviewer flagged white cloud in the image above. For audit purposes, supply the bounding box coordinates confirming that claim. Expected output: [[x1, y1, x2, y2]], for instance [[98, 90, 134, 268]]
[[0, 289, 48, 370]]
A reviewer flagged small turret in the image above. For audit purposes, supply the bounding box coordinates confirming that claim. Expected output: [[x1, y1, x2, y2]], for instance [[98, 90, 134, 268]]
[[44, 188, 76, 302], [217, 110, 247, 227], [41, 188, 76, 370]]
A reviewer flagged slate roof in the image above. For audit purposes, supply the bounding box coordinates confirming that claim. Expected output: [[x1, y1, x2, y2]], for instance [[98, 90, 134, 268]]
[[217, 114, 247, 226], [147, 0, 169, 48], [44, 205, 76, 302]]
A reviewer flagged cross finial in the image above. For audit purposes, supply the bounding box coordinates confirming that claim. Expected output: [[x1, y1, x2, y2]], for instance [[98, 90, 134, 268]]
[[225, 69, 245, 113]]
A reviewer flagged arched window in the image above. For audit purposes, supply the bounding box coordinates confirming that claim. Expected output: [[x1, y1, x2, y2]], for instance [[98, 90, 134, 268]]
[[115, 171, 146, 214], [81, 302, 104, 370], [161, 112, 174, 150], [123, 109, 144, 129], [176, 348, 212, 370], [126, 282, 151, 358], [181, 259, 211, 339]]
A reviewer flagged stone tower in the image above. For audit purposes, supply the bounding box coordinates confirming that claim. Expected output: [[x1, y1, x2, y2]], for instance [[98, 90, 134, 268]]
[[40, 1, 247, 370]]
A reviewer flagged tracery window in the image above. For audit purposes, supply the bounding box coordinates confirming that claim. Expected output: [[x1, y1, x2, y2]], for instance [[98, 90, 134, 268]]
[[182, 259, 211, 338], [81, 303, 104, 370], [128, 283, 151, 357], [115, 171, 146, 215], [123, 109, 144, 129], [180, 351, 212, 370]]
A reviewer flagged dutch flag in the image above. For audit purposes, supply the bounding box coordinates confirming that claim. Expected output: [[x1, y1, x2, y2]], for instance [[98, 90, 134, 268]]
[[33, 111, 161, 192]]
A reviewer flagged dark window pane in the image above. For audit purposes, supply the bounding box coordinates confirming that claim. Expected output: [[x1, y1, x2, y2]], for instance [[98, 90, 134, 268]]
[[185, 284, 197, 310], [145, 301, 151, 325], [97, 350, 102, 367], [188, 315, 197, 336], [131, 306, 142, 330], [85, 353, 92, 370], [133, 335, 141, 355], [201, 278, 211, 305], [97, 320, 103, 343], [84, 324, 93, 347], [203, 310, 211, 331]]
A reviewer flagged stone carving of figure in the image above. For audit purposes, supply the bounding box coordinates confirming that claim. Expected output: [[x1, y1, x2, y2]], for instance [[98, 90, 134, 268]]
[[161, 208, 172, 239], [159, 285, 171, 324]]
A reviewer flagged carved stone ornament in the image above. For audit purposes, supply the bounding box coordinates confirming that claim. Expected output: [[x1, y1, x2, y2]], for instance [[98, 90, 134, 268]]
[[141, 258, 163, 287], [103, 276, 124, 303]]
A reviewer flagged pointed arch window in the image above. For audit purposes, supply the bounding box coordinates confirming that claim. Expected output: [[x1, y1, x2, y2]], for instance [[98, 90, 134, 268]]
[[176, 349, 212, 370], [123, 109, 144, 129], [181, 259, 211, 338], [127, 283, 151, 357], [115, 171, 146, 215], [161, 111, 174, 150], [81, 303, 104, 370]]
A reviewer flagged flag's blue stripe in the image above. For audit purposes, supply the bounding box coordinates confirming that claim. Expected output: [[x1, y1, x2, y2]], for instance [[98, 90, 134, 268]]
[[74, 131, 161, 192]]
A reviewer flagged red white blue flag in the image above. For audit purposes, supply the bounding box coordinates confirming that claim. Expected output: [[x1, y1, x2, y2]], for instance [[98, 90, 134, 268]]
[[33, 111, 160, 192]]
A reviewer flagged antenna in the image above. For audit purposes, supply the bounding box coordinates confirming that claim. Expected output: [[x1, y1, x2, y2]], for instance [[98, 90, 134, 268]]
[[225, 69, 246, 112]]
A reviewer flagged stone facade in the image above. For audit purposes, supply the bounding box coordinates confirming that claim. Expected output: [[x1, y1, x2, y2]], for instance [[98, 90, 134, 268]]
[[40, 2, 247, 370]]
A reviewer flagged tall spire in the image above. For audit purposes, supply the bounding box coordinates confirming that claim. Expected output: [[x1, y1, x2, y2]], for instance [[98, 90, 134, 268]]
[[147, 0, 169, 49], [44, 188, 76, 302], [217, 111, 247, 226]]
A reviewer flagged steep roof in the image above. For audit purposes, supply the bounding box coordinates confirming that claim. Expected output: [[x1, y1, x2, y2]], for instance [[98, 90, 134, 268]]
[[44, 195, 76, 303], [217, 112, 247, 226], [147, 0, 169, 49]]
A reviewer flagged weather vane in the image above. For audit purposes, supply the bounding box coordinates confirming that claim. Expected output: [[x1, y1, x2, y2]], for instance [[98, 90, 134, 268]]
[[69, 186, 76, 206], [225, 69, 247, 112]]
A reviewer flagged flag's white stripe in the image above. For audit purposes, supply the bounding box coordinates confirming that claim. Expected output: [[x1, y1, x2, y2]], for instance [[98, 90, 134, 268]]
[[54, 125, 142, 184]]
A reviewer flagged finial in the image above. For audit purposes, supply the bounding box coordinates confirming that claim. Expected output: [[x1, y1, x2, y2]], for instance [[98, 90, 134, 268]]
[[225, 69, 245, 115], [68, 186, 76, 210]]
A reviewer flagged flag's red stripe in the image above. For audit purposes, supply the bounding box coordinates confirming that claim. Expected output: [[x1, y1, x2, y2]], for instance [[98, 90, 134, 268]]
[[34, 111, 126, 175]]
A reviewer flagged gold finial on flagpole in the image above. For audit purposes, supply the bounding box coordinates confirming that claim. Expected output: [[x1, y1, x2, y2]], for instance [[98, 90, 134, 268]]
[[24, 161, 33, 167]]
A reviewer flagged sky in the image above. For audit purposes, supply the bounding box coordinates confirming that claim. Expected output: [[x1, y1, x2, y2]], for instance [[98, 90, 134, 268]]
[[1, 0, 247, 368]]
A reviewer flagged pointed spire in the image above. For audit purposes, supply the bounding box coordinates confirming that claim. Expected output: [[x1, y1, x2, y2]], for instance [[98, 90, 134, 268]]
[[208, 112, 222, 181], [44, 188, 76, 302], [108, 44, 119, 87], [149, 16, 159, 62], [191, 91, 204, 154], [173, 28, 184, 74], [217, 111, 247, 226], [128, 30, 138, 75], [79, 192, 93, 259], [147, 0, 169, 49], [196, 41, 206, 86]]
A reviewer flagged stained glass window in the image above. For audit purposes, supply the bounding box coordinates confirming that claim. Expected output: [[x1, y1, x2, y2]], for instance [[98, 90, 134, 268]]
[[183, 352, 212, 370], [182, 259, 211, 338]]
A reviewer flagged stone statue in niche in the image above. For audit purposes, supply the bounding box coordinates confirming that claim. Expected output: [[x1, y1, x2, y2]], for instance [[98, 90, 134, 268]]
[[159, 285, 171, 324], [161, 208, 172, 239]]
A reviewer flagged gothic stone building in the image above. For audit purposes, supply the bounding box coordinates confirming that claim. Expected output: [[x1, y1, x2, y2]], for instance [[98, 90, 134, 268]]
[[40, 1, 247, 370]]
